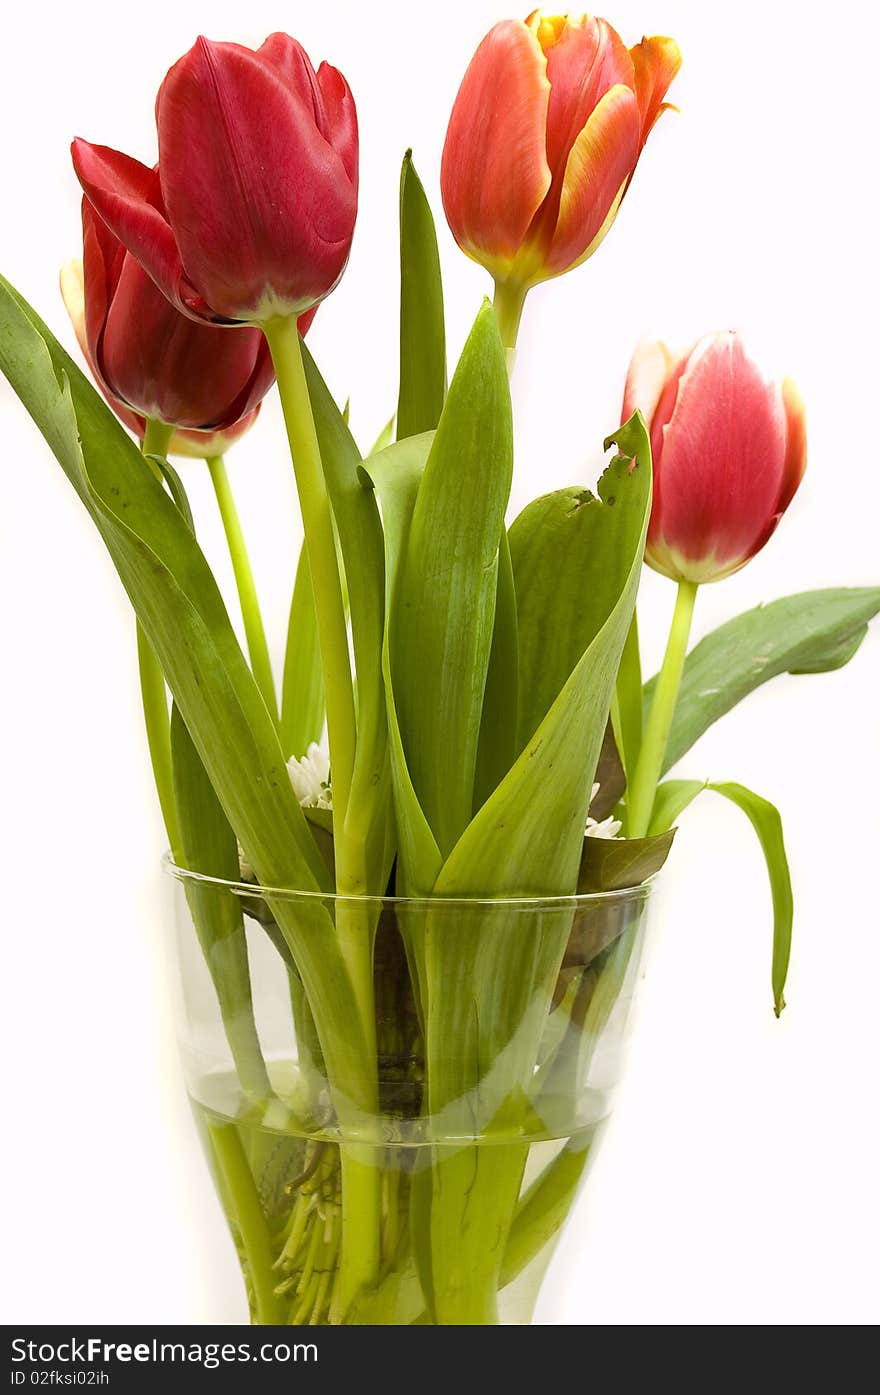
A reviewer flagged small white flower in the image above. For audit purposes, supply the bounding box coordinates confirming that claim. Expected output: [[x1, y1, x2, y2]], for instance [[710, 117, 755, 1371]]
[[585, 814, 623, 839], [287, 743, 333, 810], [585, 782, 621, 839]]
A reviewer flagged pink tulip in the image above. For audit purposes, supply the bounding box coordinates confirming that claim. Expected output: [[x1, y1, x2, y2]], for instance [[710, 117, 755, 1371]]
[[71, 33, 358, 324], [623, 332, 807, 583], [441, 11, 680, 288]]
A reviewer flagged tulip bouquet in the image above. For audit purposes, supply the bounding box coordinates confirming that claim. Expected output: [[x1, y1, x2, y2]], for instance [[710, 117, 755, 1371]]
[[1, 11, 878, 1328]]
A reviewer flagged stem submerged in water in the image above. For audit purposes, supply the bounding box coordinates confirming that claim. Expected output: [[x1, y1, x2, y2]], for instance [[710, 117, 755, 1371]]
[[205, 1121, 286, 1325]]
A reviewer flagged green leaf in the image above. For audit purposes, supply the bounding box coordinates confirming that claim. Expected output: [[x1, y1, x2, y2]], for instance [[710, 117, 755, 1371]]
[[280, 545, 324, 760], [170, 705, 270, 1099], [645, 588, 880, 774], [789, 625, 870, 674], [510, 414, 652, 757], [435, 422, 651, 901], [709, 781, 793, 1017], [647, 775, 792, 1016], [392, 300, 513, 858], [438, 415, 652, 897], [0, 274, 329, 899], [613, 611, 642, 783], [360, 435, 442, 895], [647, 778, 705, 835], [367, 415, 395, 457], [148, 452, 194, 531], [590, 721, 626, 819], [406, 418, 650, 1320], [578, 829, 675, 893], [413, 425, 650, 1320], [299, 341, 391, 881], [397, 150, 446, 440], [0, 275, 384, 1111], [473, 530, 518, 812]]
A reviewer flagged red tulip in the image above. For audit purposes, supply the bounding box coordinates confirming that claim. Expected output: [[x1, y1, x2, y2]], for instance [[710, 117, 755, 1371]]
[[71, 33, 358, 325], [60, 197, 279, 450], [441, 11, 680, 288], [61, 255, 260, 457], [623, 332, 807, 583]]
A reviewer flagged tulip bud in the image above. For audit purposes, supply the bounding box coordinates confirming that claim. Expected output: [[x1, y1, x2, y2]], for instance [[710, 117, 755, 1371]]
[[441, 11, 680, 291], [71, 33, 358, 325], [623, 332, 807, 583]]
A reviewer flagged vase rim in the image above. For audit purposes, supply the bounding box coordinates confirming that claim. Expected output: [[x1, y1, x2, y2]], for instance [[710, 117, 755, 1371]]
[[163, 853, 656, 909]]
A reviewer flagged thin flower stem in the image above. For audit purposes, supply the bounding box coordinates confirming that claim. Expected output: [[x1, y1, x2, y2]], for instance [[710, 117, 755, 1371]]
[[262, 317, 356, 824], [138, 418, 181, 858], [263, 319, 381, 1312], [206, 453, 279, 725], [492, 279, 528, 359], [613, 608, 644, 788], [626, 578, 698, 837], [206, 1122, 286, 1324]]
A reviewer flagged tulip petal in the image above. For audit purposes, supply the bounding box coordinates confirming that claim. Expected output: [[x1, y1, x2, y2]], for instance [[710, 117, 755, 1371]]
[[100, 250, 268, 429], [546, 84, 640, 275], [218, 336, 276, 428], [441, 20, 552, 276], [780, 376, 807, 511], [79, 198, 127, 370], [59, 257, 88, 362], [621, 337, 676, 426], [539, 15, 635, 184], [629, 35, 682, 150], [59, 259, 147, 439], [157, 37, 357, 321], [651, 334, 789, 581], [256, 32, 324, 116], [256, 38, 359, 187], [168, 408, 261, 459], [316, 62, 359, 187], [644, 343, 691, 467], [70, 140, 198, 316]]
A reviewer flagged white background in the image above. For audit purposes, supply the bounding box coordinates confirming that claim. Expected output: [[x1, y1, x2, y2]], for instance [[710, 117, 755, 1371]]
[[1, 0, 878, 1326]]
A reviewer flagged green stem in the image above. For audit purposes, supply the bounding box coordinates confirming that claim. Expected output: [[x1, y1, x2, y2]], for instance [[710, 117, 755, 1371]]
[[280, 547, 324, 760], [206, 454, 279, 725], [613, 608, 643, 793], [499, 1134, 593, 1289], [206, 1122, 286, 1324], [138, 418, 181, 857], [143, 416, 174, 462], [137, 625, 181, 860], [332, 1143, 383, 1323], [492, 279, 528, 357], [262, 317, 356, 823], [262, 320, 380, 1315], [362, 1132, 595, 1324], [627, 579, 698, 837]]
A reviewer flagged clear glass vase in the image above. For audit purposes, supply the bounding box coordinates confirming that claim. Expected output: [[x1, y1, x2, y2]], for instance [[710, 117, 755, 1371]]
[[166, 861, 652, 1326]]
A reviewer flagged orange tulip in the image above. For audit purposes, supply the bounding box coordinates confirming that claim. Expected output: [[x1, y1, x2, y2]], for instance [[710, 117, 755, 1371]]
[[442, 12, 680, 301]]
